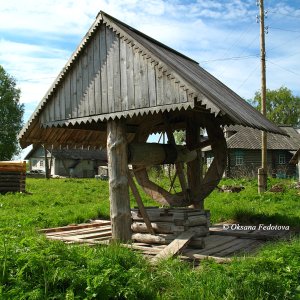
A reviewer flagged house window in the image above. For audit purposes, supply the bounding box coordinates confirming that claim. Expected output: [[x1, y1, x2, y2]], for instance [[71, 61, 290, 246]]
[[32, 160, 37, 167], [39, 160, 44, 168], [278, 154, 286, 165], [235, 150, 244, 166]]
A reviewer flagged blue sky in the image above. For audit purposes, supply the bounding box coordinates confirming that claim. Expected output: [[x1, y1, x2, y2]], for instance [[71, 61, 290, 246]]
[[0, 0, 299, 157]]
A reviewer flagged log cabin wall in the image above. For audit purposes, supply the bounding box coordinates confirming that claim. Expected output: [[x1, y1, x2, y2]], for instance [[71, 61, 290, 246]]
[[40, 24, 190, 125], [226, 149, 296, 178]]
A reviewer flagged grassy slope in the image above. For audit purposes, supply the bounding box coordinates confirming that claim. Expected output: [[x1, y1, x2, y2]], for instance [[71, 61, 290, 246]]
[[0, 178, 299, 299]]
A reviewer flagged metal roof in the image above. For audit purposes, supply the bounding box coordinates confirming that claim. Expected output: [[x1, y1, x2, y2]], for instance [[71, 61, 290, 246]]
[[19, 11, 286, 148]]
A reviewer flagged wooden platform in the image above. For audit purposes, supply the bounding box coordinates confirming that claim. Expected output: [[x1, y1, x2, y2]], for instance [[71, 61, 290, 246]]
[[40, 220, 292, 264]]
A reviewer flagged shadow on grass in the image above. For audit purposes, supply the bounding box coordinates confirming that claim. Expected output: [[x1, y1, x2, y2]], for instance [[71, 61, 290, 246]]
[[233, 209, 300, 230]]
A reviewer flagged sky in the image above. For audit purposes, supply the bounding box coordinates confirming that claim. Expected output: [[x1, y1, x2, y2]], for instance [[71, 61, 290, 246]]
[[0, 0, 300, 158]]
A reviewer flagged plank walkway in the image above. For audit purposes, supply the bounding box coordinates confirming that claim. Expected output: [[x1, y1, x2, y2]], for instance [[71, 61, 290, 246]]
[[40, 220, 293, 264]]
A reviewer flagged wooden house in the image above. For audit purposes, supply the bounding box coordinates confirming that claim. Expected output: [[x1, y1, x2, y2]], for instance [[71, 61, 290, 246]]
[[25, 146, 107, 177], [19, 11, 285, 241], [290, 148, 300, 181], [204, 125, 300, 178]]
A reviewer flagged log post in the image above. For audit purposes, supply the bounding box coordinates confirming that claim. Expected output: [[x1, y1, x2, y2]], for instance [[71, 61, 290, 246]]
[[107, 119, 132, 242]]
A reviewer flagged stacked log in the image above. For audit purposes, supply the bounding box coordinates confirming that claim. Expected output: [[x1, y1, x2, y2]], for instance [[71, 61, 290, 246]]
[[0, 161, 26, 193], [131, 207, 210, 248]]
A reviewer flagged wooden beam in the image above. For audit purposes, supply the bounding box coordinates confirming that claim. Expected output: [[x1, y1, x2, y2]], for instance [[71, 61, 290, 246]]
[[128, 169, 155, 235], [186, 119, 202, 208], [163, 114, 189, 202], [152, 230, 195, 263], [107, 119, 132, 242]]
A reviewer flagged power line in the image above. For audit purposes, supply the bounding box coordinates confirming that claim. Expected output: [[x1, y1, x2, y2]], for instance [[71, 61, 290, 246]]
[[269, 9, 300, 19], [199, 54, 259, 64], [267, 59, 300, 76], [269, 26, 300, 33], [237, 62, 260, 91]]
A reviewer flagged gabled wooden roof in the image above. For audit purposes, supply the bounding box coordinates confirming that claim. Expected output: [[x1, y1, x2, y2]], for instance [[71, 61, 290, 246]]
[[19, 11, 285, 149], [225, 125, 300, 150]]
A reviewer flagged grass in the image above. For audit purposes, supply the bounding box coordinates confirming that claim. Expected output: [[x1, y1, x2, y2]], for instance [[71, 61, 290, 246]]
[[0, 177, 299, 299]]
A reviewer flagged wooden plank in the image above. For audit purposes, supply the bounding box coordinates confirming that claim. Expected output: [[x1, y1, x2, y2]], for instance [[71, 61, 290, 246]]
[[155, 66, 164, 106], [209, 229, 285, 240], [49, 95, 55, 121], [113, 35, 121, 112], [63, 230, 112, 240], [120, 38, 128, 111], [198, 238, 245, 256], [203, 235, 237, 250], [100, 24, 108, 113], [214, 239, 258, 257], [182, 253, 232, 263], [47, 235, 109, 245], [94, 30, 102, 115], [139, 53, 148, 108], [82, 49, 89, 116], [147, 61, 156, 107], [126, 42, 135, 109], [53, 91, 60, 121], [123, 243, 162, 253], [152, 230, 195, 262], [87, 38, 96, 116], [60, 81, 67, 120], [76, 57, 83, 117], [133, 49, 142, 109], [39, 221, 111, 233], [106, 27, 114, 113], [70, 66, 78, 118], [179, 86, 188, 103], [46, 225, 112, 236], [64, 73, 71, 119], [163, 73, 172, 105]]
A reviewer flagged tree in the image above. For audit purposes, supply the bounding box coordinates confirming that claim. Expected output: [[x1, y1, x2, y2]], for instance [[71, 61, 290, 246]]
[[0, 65, 24, 160], [251, 86, 300, 126]]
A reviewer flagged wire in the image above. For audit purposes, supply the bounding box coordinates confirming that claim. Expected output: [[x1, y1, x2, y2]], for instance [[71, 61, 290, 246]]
[[269, 26, 300, 33], [237, 62, 260, 91], [267, 60, 300, 76], [268, 10, 300, 19], [199, 54, 259, 64]]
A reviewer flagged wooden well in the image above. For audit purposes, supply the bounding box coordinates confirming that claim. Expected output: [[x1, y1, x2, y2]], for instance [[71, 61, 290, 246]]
[[131, 207, 210, 248], [19, 11, 286, 243]]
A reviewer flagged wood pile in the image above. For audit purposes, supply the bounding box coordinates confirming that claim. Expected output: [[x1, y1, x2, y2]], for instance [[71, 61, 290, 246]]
[[217, 185, 245, 193], [269, 184, 284, 193], [131, 207, 210, 248], [0, 161, 26, 193]]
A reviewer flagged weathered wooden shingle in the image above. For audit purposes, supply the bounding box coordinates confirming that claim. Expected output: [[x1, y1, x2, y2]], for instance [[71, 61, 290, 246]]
[[225, 125, 300, 150], [19, 11, 286, 149]]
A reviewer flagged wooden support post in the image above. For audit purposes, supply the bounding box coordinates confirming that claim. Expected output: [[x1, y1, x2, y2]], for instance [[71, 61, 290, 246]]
[[44, 145, 50, 179], [107, 119, 132, 242], [163, 114, 189, 202], [186, 120, 202, 208], [128, 169, 155, 235]]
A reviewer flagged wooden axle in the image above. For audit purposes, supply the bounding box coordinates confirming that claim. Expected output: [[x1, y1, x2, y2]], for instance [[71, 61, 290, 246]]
[[128, 143, 197, 166]]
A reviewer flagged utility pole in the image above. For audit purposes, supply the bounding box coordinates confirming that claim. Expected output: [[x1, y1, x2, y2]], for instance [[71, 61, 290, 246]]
[[258, 0, 267, 193]]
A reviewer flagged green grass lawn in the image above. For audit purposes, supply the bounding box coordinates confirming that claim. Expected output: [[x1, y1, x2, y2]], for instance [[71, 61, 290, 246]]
[[0, 177, 299, 299]]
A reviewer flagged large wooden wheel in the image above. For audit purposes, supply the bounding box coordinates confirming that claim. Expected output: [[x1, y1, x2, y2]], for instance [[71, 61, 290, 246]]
[[131, 115, 227, 208]]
